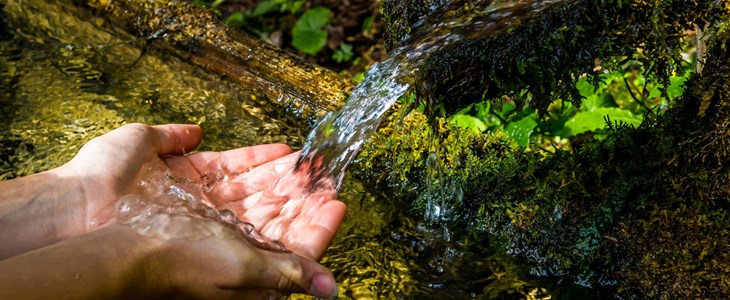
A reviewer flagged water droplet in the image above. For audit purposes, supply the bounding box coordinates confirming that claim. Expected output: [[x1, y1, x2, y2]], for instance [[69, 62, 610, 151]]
[[553, 204, 563, 221], [220, 209, 236, 224]]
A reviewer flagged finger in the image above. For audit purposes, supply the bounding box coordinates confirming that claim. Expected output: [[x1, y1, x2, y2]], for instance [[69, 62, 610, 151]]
[[208, 152, 300, 204], [72, 123, 200, 177], [287, 200, 347, 260], [185, 144, 293, 176], [149, 124, 203, 156], [219, 144, 293, 171], [243, 251, 337, 298]]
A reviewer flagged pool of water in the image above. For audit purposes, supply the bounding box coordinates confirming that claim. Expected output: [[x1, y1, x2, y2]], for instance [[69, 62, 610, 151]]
[[0, 1, 579, 299]]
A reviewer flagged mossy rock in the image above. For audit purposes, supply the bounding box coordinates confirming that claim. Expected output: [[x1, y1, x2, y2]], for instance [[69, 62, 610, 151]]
[[359, 1, 730, 297]]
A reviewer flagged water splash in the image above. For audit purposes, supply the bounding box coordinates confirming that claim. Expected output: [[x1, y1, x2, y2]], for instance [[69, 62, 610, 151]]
[[295, 0, 565, 192], [115, 160, 290, 252]]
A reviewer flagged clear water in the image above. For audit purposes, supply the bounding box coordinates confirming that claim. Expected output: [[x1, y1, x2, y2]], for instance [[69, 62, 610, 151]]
[[295, 0, 566, 218], [114, 159, 290, 251]]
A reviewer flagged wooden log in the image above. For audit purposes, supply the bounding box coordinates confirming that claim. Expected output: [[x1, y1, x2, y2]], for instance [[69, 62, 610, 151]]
[[87, 0, 354, 122]]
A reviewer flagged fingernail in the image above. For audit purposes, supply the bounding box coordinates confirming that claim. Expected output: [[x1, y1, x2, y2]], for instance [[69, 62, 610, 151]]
[[309, 273, 337, 298]]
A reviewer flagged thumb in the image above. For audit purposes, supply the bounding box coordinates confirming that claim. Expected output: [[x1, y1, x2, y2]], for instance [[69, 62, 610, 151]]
[[255, 251, 338, 298]]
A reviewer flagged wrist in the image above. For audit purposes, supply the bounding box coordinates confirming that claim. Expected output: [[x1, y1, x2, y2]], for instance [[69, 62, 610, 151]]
[[101, 224, 175, 299], [0, 168, 85, 259], [45, 164, 89, 239]]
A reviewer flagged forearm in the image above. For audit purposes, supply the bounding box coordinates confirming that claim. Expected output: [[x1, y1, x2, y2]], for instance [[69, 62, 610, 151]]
[[0, 170, 84, 259], [0, 224, 170, 300]]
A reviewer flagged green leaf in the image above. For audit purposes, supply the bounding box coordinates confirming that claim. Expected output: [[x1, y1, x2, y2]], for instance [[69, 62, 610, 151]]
[[666, 72, 690, 99], [578, 72, 622, 111], [451, 114, 488, 133], [292, 7, 330, 55], [252, 1, 279, 16], [352, 72, 365, 83], [296, 7, 330, 30], [224, 12, 246, 27], [504, 114, 538, 147], [562, 107, 642, 137], [292, 30, 328, 55], [332, 43, 354, 63], [211, 0, 226, 8], [279, 0, 305, 14], [362, 15, 375, 31]]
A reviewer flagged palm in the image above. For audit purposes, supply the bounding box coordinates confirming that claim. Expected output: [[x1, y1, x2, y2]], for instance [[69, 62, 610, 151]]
[[165, 147, 346, 260]]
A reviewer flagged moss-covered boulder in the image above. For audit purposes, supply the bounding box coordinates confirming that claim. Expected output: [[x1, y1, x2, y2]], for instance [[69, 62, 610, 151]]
[[357, 0, 730, 297]]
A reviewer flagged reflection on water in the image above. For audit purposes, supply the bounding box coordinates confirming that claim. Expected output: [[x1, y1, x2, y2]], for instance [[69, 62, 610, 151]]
[[0, 0, 306, 180]]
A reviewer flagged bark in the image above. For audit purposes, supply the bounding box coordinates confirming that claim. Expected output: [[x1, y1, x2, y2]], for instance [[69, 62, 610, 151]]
[[87, 0, 353, 122]]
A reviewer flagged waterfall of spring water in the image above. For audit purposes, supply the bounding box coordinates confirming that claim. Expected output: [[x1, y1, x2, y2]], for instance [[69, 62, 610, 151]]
[[293, 0, 566, 211]]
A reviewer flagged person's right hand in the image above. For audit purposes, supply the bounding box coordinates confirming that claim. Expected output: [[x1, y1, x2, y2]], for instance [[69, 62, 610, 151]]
[[122, 140, 347, 299], [141, 214, 339, 299], [165, 150, 347, 262]]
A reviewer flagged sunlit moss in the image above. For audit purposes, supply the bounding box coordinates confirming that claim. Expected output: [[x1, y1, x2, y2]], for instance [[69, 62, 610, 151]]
[[363, 1, 730, 297]]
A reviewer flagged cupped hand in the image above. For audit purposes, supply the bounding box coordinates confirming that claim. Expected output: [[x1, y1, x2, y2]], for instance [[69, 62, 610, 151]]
[[55, 123, 347, 297], [165, 150, 347, 261], [56, 123, 205, 235], [148, 215, 339, 299]]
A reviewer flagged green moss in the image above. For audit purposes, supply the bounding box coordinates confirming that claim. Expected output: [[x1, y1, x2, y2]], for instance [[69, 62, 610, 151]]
[[355, 110, 518, 203], [359, 0, 730, 297], [383, 0, 725, 116], [355, 26, 730, 297]]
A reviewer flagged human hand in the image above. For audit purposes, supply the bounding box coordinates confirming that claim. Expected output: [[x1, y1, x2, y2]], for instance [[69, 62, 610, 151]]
[[57, 123, 346, 297], [140, 214, 340, 299], [57, 122, 346, 256], [0, 222, 338, 299], [53, 123, 205, 236], [168, 150, 348, 261]]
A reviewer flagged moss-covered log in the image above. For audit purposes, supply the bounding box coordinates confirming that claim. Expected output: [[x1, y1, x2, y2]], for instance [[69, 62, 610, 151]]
[[86, 0, 353, 122], [382, 0, 724, 115], [356, 0, 730, 298]]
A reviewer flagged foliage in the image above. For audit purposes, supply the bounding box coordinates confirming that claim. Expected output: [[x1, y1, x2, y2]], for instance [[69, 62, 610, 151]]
[[194, 0, 383, 79], [194, 0, 332, 55], [290, 6, 331, 55], [383, 0, 721, 119], [356, 85, 730, 298], [332, 43, 354, 63], [450, 64, 692, 149]]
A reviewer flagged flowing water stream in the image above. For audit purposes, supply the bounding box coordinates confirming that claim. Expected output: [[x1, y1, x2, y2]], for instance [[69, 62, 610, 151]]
[[296, 0, 566, 193]]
